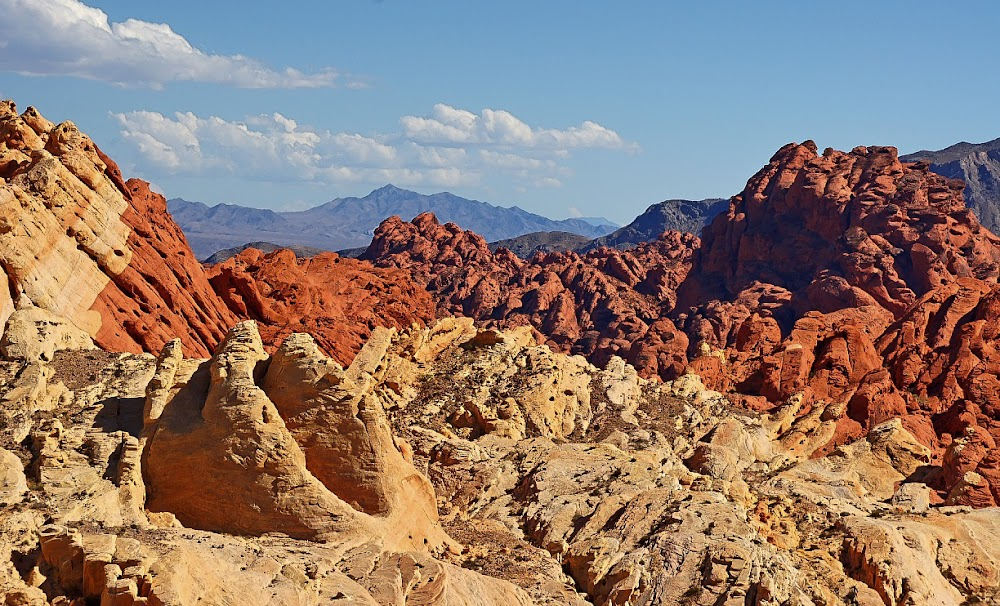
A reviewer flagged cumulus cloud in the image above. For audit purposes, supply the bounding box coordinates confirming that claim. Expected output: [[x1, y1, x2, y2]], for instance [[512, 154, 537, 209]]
[[401, 104, 636, 151], [0, 0, 343, 88], [113, 104, 635, 189]]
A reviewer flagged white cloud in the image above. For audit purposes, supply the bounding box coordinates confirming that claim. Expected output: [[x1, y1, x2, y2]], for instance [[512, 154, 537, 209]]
[[0, 0, 343, 88], [401, 104, 637, 151], [113, 104, 635, 190], [534, 177, 563, 188], [478, 150, 551, 171]]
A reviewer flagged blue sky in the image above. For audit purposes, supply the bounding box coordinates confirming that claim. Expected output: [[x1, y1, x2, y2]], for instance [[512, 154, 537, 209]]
[[1, 0, 998, 223]]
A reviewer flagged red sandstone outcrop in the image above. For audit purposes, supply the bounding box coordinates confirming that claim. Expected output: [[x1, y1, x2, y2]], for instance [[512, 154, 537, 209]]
[[0, 101, 432, 364], [682, 143, 1000, 505], [363, 143, 1000, 506], [7, 98, 1000, 509], [0, 100, 237, 357], [206, 247, 436, 365], [90, 178, 238, 356], [363, 214, 698, 377]]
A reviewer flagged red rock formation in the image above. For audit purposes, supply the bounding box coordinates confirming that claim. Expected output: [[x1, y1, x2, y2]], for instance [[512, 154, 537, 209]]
[[90, 178, 239, 357], [682, 143, 1000, 505], [207, 247, 436, 366], [10, 99, 1000, 506], [0, 100, 237, 358], [2, 102, 438, 364], [363, 143, 1000, 506], [363, 214, 698, 377]]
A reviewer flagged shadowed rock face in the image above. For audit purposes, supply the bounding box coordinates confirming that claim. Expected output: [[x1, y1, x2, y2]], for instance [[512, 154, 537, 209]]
[[203, 241, 328, 264], [579, 197, 728, 252], [488, 231, 593, 258], [362, 142, 1000, 506]]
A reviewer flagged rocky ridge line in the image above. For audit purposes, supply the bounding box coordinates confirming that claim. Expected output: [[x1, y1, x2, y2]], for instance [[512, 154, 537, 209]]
[[0, 101, 436, 363]]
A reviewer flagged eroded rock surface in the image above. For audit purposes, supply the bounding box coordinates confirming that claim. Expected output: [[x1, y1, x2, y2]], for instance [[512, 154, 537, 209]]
[[0, 306, 95, 362], [0, 101, 439, 366], [207, 247, 437, 365], [0, 100, 237, 358], [2, 103, 1000, 604], [1, 320, 999, 604], [365, 143, 1000, 505], [0, 322, 540, 605], [362, 214, 698, 378]]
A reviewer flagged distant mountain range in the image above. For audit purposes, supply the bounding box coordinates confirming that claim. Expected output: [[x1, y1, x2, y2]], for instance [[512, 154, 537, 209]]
[[192, 193, 732, 262], [487, 231, 594, 257], [902, 138, 1000, 234], [579, 198, 727, 252], [203, 242, 328, 264], [168, 184, 619, 260]]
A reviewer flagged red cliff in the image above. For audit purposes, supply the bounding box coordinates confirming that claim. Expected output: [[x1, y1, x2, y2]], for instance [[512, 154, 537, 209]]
[[0, 100, 237, 358]]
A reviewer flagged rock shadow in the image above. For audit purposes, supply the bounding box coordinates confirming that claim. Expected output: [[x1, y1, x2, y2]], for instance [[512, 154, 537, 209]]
[[92, 396, 145, 437]]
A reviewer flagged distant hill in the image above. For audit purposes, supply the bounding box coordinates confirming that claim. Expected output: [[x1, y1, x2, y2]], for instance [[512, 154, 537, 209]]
[[203, 241, 328, 264], [901, 139, 1000, 235], [168, 184, 618, 259], [575, 216, 618, 229], [580, 198, 727, 252], [903, 138, 1000, 165], [488, 231, 593, 258]]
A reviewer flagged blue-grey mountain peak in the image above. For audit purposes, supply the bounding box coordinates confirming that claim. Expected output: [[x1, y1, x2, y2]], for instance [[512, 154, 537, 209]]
[[168, 185, 619, 259]]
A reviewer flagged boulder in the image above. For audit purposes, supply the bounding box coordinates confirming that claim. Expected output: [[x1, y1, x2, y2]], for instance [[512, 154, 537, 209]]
[[0, 447, 26, 507], [0, 305, 94, 362]]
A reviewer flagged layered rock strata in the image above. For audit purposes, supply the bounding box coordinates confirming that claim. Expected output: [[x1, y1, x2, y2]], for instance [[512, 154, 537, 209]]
[[0, 101, 437, 363], [0, 100, 237, 357]]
